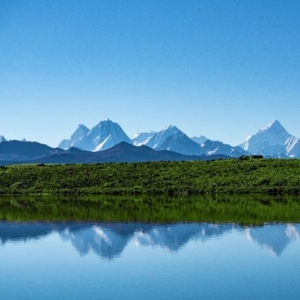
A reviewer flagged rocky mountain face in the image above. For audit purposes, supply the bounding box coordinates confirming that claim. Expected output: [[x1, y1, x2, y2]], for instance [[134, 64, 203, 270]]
[[240, 120, 300, 157], [155, 131, 204, 156], [0, 136, 6, 143]]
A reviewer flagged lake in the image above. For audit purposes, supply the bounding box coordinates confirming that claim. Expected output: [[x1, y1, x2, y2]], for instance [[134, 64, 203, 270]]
[[1, 221, 300, 300]]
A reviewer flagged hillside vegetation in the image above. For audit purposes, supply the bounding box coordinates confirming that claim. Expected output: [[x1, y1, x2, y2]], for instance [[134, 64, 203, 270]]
[[0, 159, 300, 195]]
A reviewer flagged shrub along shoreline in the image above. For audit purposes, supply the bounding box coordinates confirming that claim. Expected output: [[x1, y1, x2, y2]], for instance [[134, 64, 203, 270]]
[[0, 159, 300, 195]]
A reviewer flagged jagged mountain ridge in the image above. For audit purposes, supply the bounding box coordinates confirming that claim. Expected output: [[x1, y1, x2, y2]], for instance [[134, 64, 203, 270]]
[[58, 124, 90, 150], [55, 118, 298, 158], [4, 118, 299, 159], [145, 126, 247, 157], [59, 122, 243, 158], [145, 125, 181, 149], [58, 119, 132, 152]]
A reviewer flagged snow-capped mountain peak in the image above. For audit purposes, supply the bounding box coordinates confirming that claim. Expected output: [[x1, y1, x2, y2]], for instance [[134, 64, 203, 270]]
[[71, 124, 90, 140], [145, 125, 181, 149], [155, 131, 203, 155], [144, 125, 247, 157], [259, 119, 289, 135], [89, 119, 132, 151], [167, 125, 176, 130], [240, 120, 299, 157], [58, 124, 90, 150]]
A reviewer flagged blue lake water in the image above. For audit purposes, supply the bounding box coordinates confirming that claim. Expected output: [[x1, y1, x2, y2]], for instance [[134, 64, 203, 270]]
[[1, 222, 300, 300]]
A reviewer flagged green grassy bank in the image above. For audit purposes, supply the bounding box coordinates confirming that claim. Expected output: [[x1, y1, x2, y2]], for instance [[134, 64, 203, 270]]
[[0, 159, 300, 195]]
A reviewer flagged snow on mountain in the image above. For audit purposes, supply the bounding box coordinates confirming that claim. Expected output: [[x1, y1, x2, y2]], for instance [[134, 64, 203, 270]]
[[145, 125, 245, 157], [286, 137, 300, 157], [58, 124, 90, 150], [201, 140, 248, 157], [0, 136, 7, 143], [93, 134, 120, 151], [62, 119, 132, 152], [131, 131, 156, 146], [190, 135, 208, 144], [241, 120, 290, 153], [145, 125, 183, 149], [240, 120, 298, 157], [285, 136, 298, 153], [57, 118, 298, 157]]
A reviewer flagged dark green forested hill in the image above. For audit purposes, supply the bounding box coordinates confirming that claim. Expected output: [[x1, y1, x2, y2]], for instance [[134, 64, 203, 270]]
[[0, 159, 300, 195]]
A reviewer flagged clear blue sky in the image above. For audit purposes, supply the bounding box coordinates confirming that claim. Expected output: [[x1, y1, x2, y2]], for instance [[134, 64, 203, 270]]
[[1, 0, 299, 147]]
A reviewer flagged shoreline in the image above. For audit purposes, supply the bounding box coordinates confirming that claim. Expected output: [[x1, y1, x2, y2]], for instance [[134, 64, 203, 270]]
[[1, 194, 300, 225]]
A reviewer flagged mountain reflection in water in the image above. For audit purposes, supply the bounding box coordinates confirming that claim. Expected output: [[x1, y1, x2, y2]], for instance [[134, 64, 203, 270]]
[[0, 222, 299, 259]]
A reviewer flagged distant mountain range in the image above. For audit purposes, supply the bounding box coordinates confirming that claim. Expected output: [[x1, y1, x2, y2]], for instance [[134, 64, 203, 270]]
[[56, 118, 299, 158], [0, 140, 228, 165], [57, 120, 248, 158], [0, 140, 64, 162], [0, 119, 299, 164]]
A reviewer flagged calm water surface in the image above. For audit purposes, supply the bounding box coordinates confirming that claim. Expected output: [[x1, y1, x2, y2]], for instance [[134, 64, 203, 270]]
[[1, 222, 300, 300]]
